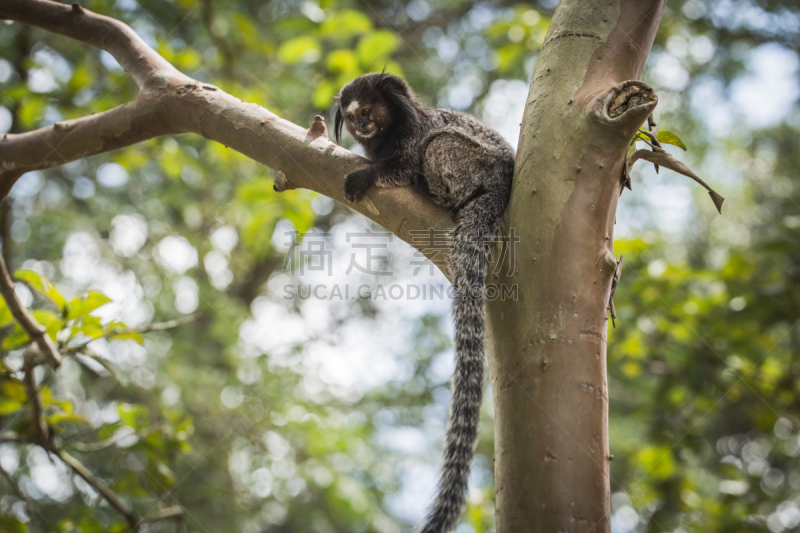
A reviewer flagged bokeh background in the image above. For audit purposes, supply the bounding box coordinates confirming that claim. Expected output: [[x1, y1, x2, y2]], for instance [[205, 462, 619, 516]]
[[0, 0, 799, 531]]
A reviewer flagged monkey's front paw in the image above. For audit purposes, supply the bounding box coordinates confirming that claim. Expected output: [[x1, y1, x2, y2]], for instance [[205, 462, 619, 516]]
[[343, 170, 374, 203]]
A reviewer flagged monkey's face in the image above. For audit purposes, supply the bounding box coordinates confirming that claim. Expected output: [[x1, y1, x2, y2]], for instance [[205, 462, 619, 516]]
[[341, 98, 392, 142]]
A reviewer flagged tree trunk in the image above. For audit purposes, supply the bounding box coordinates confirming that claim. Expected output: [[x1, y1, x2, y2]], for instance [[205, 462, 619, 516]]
[[487, 1, 665, 531]]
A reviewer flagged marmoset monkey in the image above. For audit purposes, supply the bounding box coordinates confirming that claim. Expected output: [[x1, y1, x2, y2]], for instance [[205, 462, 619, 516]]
[[334, 72, 514, 533]]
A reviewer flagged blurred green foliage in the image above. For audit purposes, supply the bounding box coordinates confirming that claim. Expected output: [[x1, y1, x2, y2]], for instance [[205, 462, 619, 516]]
[[0, 0, 798, 532]]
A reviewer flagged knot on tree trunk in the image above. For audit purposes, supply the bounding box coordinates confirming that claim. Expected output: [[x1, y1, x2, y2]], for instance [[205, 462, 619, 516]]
[[600, 80, 657, 124]]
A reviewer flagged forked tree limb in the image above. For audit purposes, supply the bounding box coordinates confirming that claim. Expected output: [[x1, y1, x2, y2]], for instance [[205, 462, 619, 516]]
[[0, 0, 453, 273]]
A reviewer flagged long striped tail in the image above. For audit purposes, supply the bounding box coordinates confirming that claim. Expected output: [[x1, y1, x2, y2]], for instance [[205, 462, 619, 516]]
[[416, 189, 506, 533]]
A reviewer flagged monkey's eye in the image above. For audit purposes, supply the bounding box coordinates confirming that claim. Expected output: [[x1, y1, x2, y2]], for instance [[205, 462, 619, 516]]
[[361, 108, 370, 116], [347, 114, 354, 121]]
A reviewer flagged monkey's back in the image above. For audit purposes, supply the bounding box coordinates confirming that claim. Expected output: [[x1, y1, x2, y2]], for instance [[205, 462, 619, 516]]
[[416, 110, 515, 210]]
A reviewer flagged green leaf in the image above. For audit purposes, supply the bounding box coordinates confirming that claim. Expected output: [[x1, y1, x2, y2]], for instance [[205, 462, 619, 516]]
[[320, 10, 372, 40], [71, 315, 105, 341], [97, 421, 122, 440], [1, 309, 62, 350], [109, 522, 129, 533], [1, 323, 28, 350], [0, 398, 24, 417], [118, 402, 149, 429], [497, 42, 525, 73], [74, 518, 105, 533], [657, 129, 687, 150], [356, 30, 399, 67], [313, 80, 337, 109], [110, 331, 144, 344], [32, 309, 62, 340], [635, 445, 676, 480], [41, 387, 72, 413], [0, 516, 27, 533], [0, 297, 13, 327], [68, 64, 92, 94], [327, 50, 358, 74], [19, 95, 46, 127], [67, 291, 112, 321], [232, 13, 257, 43], [14, 269, 68, 313], [49, 413, 91, 427], [278, 36, 321, 65], [102, 321, 143, 344], [0, 380, 26, 415]]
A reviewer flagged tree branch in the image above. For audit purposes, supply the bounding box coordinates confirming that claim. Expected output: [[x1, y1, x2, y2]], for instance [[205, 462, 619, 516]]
[[55, 448, 138, 527], [0, 252, 61, 367], [0, 0, 453, 274], [109, 313, 202, 334], [139, 506, 184, 525], [66, 313, 202, 356], [0, 430, 23, 443]]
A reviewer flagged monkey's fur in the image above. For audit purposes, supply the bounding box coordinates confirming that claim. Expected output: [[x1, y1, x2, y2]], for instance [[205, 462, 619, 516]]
[[334, 73, 514, 533]]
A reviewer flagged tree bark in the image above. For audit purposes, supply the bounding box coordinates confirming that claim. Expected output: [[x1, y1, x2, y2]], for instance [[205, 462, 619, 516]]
[[487, 1, 664, 531]]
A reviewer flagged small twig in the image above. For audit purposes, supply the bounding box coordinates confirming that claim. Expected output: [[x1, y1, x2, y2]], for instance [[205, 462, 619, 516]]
[[72, 349, 118, 378], [22, 352, 48, 450], [66, 313, 201, 355], [620, 160, 632, 191], [0, 252, 61, 367], [634, 131, 656, 148], [139, 505, 184, 525], [66, 425, 159, 453], [647, 114, 658, 133], [109, 313, 202, 335], [65, 433, 120, 453], [608, 256, 624, 328]]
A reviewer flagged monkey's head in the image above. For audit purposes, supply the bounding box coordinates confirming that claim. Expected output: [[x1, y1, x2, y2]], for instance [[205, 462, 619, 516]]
[[334, 72, 422, 146]]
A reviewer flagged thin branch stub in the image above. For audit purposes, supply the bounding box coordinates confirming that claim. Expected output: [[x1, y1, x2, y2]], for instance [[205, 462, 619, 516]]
[[608, 255, 623, 328], [307, 115, 328, 139], [273, 170, 295, 192], [645, 115, 661, 173], [626, 145, 724, 214]]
